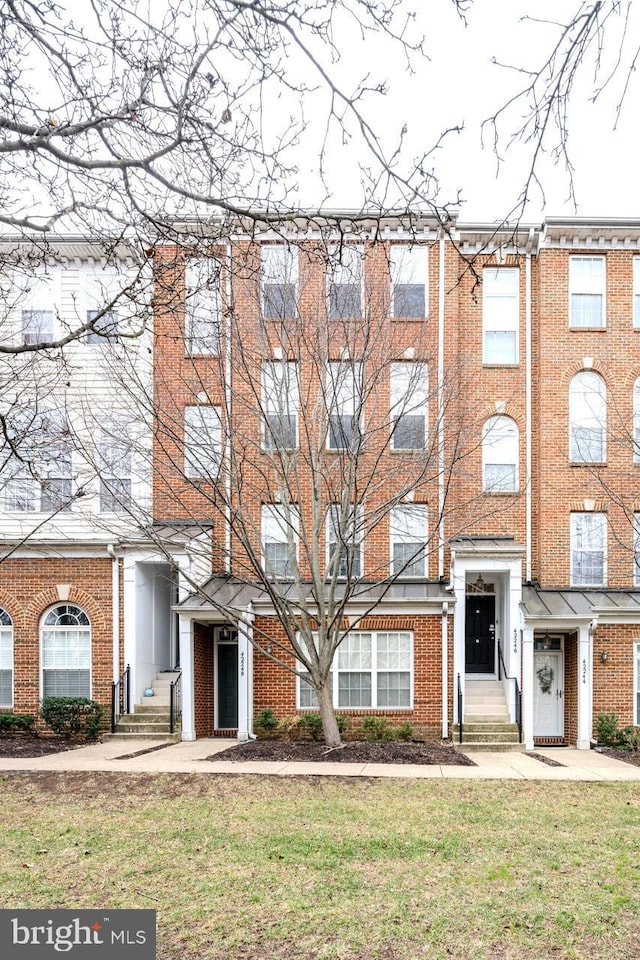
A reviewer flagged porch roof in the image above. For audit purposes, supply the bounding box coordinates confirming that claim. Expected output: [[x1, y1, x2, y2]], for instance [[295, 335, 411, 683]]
[[521, 585, 640, 622], [175, 575, 452, 618]]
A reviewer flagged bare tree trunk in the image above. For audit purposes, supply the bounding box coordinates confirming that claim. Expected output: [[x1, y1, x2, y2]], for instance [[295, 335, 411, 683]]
[[316, 680, 341, 747]]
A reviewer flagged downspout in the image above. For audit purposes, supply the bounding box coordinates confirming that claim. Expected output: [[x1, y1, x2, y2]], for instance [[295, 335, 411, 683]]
[[441, 601, 449, 738], [438, 232, 446, 579], [525, 231, 533, 582], [224, 241, 233, 572], [107, 544, 119, 681]]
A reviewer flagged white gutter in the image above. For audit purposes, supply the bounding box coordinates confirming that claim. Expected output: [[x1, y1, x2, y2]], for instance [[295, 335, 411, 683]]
[[438, 232, 446, 579], [106, 544, 120, 681], [525, 231, 533, 582], [441, 601, 449, 738]]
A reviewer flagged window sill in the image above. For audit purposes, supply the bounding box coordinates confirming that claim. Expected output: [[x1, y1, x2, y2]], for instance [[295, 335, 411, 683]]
[[482, 363, 520, 369], [295, 707, 413, 715], [568, 326, 606, 332], [482, 489, 519, 496], [569, 462, 607, 468]]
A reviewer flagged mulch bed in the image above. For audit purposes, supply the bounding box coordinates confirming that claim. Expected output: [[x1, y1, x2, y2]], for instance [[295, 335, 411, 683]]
[[595, 746, 640, 767], [0, 735, 89, 758], [208, 738, 476, 765]]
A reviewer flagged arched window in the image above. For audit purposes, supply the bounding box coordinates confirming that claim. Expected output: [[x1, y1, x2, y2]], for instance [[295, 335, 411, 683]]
[[41, 604, 91, 698], [633, 378, 640, 464], [569, 372, 606, 463], [0, 608, 13, 707], [482, 416, 519, 492]]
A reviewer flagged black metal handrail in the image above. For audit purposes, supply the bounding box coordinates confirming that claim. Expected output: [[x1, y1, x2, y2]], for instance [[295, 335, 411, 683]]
[[111, 663, 131, 733], [169, 669, 182, 735], [457, 673, 463, 744], [497, 640, 522, 743]]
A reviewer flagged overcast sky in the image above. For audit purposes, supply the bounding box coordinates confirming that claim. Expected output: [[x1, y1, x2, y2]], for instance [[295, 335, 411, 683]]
[[295, 1, 639, 223]]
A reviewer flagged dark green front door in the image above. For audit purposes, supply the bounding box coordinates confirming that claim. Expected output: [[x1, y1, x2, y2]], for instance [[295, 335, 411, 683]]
[[217, 644, 238, 728]]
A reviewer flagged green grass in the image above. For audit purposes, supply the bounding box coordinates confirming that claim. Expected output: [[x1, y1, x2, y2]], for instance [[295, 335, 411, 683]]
[[1, 773, 639, 959]]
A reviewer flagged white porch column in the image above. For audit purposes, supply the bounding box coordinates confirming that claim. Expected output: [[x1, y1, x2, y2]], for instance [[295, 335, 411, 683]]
[[178, 615, 196, 741], [237, 606, 254, 742], [577, 623, 593, 750], [522, 626, 535, 750]]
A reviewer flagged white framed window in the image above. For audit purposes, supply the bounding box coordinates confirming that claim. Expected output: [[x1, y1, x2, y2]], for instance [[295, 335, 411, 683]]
[[633, 378, 640, 464], [41, 604, 91, 698], [571, 512, 607, 586], [98, 425, 132, 513], [262, 245, 297, 319], [297, 630, 413, 710], [635, 514, 640, 588], [0, 608, 13, 707], [634, 258, 640, 328], [21, 265, 60, 345], [635, 642, 640, 724], [327, 362, 362, 450], [569, 256, 605, 328], [3, 407, 73, 513], [482, 416, 519, 492], [184, 405, 222, 479], [185, 258, 221, 354], [83, 264, 121, 343], [261, 503, 299, 578], [483, 268, 519, 364], [327, 503, 363, 579], [390, 504, 427, 577], [390, 362, 428, 450], [390, 246, 427, 318], [327, 246, 363, 319], [262, 361, 298, 450], [569, 371, 606, 463]]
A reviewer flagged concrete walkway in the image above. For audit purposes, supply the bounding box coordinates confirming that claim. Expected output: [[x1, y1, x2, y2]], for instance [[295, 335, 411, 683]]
[[2, 739, 640, 781]]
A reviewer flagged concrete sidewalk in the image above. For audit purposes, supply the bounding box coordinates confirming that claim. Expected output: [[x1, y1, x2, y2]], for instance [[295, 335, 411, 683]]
[[2, 739, 640, 781]]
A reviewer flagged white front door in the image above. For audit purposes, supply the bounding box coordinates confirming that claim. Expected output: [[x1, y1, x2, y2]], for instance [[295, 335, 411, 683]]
[[533, 650, 564, 737]]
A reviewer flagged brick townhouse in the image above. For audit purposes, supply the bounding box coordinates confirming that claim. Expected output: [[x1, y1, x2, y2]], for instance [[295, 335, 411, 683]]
[[2, 214, 640, 749]]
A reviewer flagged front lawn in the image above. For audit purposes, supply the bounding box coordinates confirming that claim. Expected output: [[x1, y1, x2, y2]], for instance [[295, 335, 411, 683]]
[[0, 773, 638, 959]]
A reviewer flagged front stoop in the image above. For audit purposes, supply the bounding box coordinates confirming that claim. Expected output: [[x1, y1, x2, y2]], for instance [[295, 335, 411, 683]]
[[453, 680, 524, 753], [103, 671, 182, 743]]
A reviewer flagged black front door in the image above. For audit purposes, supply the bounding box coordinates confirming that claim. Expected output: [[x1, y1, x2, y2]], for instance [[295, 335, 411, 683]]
[[465, 596, 496, 673], [217, 644, 238, 728]]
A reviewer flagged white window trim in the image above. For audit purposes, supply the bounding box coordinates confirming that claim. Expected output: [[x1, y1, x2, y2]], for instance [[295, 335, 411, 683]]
[[568, 371, 607, 465], [635, 642, 640, 724], [390, 361, 428, 451], [184, 405, 222, 479], [326, 504, 364, 579], [570, 512, 607, 587], [40, 604, 92, 700], [635, 514, 640, 588], [390, 245, 428, 319], [296, 630, 414, 710], [261, 503, 300, 579], [634, 258, 640, 329], [327, 245, 364, 319], [184, 257, 221, 356], [482, 267, 519, 365], [0, 610, 13, 708], [482, 415, 519, 493], [326, 362, 362, 451], [19, 264, 61, 346], [262, 361, 299, 451], [389, 504, 428, 578], [261, 244, 298, 319], [569, 256, 606, 329]]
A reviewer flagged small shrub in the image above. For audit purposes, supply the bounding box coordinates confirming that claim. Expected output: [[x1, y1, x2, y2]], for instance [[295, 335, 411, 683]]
[[0, 713, 36, 735], [40, 697, 103, 741], [298, 712, 324, 741], [360, 716, 393, 742], [392, 721, 414, 742], [277, 715, 303, 739], [254, 708, 279, 734], [595, 712, 623, 747], [619, 725, 640, 752]]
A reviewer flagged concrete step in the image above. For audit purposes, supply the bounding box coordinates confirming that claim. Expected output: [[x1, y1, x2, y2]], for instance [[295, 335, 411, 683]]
[[458, 722, 519, 734], [134, 703, 172, 715], [466, 681, 504, 693], [117, 723, 173, 734], [455, 741, 526, 753], [465, 710, 510, 721], [460, 731, 520, 743], [103, 732, 182, 743]]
